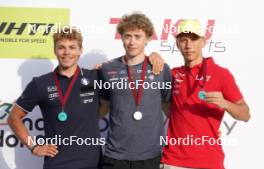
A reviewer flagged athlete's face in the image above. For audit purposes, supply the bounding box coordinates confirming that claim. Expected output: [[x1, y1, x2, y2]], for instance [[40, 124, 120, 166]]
[[122, 29, 150, 58], [176, 33, 205, 63], [54, 39, 82, 70]]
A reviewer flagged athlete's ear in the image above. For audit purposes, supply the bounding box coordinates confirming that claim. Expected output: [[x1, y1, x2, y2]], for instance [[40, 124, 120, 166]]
[[78, 46, 83, 60], [175, 38, 180, 49], [145, 36, 152, 46], [201, 37, 206, 48]]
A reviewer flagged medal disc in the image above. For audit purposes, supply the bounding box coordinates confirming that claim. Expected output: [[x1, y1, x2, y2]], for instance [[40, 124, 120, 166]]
[[198, 90, 206, 100], [133, 111, 143, 120], [58, 112, 68, 122]]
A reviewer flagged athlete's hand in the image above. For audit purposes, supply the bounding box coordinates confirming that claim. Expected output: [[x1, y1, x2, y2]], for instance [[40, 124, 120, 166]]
[[149, 52, 164, 75], [204, 92, 228, 109], [32, 144, 58, 157]]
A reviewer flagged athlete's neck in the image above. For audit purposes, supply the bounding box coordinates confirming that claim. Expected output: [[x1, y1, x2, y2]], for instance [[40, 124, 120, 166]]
[[123, 53, 145, 66], [185, 56, 203, 68], [58, 64, 78, 78]]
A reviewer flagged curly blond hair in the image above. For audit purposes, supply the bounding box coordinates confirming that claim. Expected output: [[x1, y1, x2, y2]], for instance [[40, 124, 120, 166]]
[[117, 12, 154, 38]]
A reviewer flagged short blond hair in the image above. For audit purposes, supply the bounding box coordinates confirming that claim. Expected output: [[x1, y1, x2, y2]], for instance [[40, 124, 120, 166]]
[[117, 12, 154, 38], [53, 27, 83, 48]]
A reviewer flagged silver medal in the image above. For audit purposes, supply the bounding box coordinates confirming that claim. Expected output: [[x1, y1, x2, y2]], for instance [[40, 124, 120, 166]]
[[133, 111, 143, 120]]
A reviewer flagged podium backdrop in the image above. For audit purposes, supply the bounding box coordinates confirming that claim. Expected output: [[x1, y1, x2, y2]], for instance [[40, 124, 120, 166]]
[[0, 0, 263, 169]]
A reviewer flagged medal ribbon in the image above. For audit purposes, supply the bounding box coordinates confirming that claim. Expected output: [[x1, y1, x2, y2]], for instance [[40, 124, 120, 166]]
[[53, 66, 80, 110], [199, 58, 207, 89], [126, 57, 148, 107], [185, 58, 207, 97]]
